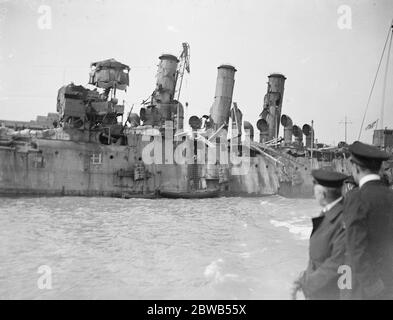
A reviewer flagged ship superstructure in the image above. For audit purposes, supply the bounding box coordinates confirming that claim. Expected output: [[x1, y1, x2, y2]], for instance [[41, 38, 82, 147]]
[[1, 39, 391, 198], [0, 45, 282, 198]]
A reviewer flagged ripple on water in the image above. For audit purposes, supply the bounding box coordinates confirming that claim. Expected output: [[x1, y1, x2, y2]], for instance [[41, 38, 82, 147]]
[[0, 196, 317, 299]]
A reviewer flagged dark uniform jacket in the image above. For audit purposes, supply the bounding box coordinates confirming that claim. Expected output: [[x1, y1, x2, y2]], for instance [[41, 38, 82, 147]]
[[342, 180, 393, 300], [300, 199, 346, 299]]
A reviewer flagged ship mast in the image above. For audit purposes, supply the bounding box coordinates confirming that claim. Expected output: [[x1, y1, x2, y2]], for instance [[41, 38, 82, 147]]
[[380, 24, 393, 130], [339, 115, 352, 143], [358, 19, 393, 139], [175, 42, 190, 101]]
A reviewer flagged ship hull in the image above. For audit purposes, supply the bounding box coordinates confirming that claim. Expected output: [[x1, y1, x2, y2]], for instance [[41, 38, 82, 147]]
[[159, 189, 220, 199], [0, 137, 285, 198], [0, 135, 356, 199]]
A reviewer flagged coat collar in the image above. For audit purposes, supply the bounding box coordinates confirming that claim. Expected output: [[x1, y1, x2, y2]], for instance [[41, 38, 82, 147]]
[[361, 179, 384, 189], [322, 196, 342, 213], [311, 216, 324, 236], [324, 200, 343, 222], [359, 174, 380, 188], [310, 200, 343, 236]]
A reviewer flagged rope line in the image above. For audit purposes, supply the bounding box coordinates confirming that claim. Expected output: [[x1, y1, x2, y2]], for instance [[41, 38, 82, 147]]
[[358, 23, 392, 139], [380, 30, 393, 130]]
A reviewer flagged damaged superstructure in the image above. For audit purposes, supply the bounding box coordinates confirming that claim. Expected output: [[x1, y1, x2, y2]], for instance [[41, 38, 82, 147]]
[[2, 43, 384, 199], [0, 44, 281, 198]]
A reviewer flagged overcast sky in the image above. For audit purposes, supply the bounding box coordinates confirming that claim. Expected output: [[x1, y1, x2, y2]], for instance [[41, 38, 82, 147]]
[[0, 0, 392, 145]]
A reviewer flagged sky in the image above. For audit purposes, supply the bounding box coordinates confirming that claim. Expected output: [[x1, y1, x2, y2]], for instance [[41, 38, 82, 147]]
[[0, 0, 392, 145]]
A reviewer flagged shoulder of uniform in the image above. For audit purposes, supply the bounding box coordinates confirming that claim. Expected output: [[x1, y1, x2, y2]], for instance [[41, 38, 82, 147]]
[[327, 201, 345, 223], [343, 188, 362, 208], [344, 188, 372, 223]]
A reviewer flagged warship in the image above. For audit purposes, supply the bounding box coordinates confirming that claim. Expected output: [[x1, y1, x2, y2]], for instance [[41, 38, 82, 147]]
[[0, 40, 391, 199]]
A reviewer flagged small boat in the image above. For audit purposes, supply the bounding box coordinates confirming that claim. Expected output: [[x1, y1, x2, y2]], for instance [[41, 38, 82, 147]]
[[159, 189, 220, 199], [120, 192, 158, 199]]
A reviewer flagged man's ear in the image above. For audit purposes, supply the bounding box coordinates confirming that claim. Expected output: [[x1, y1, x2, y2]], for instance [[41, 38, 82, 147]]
[[350, 162, 358, 174], [322, 189, 327, 201], [355, 163, 361, 175]]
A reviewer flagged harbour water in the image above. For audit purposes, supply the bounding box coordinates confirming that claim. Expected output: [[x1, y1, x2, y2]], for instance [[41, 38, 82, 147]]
[[0, 196, 319, 299]]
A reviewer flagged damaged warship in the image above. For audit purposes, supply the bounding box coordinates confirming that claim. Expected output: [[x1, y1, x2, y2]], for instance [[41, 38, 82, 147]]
[[0, 43, 389, 199]]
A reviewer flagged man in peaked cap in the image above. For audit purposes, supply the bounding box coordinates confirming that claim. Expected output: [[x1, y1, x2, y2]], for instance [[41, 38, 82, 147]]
[[342, 141, 393, 300], [292, 169, 348, 300]]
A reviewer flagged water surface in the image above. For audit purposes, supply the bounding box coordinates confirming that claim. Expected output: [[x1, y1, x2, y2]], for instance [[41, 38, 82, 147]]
[[0, 196, 319, 299]]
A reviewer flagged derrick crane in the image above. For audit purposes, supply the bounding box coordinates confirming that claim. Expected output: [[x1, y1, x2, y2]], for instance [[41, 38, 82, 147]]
[[175, 42, 190, 101]]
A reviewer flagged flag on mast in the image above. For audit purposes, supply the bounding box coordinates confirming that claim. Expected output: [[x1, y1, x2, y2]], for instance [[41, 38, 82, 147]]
[[365, 119, 378, 130]]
